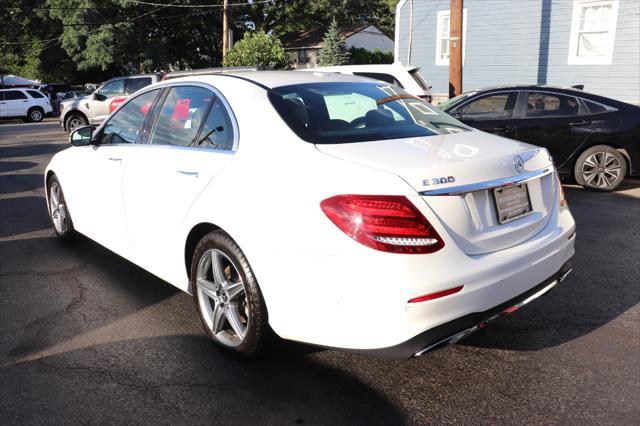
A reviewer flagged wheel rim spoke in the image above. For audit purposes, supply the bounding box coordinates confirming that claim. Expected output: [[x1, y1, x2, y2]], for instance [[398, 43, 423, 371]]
[[211, 302, 226, 334], [225, 280, 244, 301], [197, 277, 219, 300], [211, 251, 229, 288], [225, 304, 246, 338]]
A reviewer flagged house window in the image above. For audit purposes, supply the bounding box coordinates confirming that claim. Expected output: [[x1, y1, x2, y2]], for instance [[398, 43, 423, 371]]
[[435, 9, 467, 66], [568, 0, 619, 65], [298, 49, 310, 65]]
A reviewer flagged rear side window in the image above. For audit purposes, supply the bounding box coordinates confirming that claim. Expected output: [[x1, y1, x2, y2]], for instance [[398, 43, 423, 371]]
[[268, 82, 470, 144], [583, 99, 611, 114], [460, 92, 518, 120], [26, 90, 45, 98], [526, 92, 580, 118], [127, 77, 152, 94], [194, 99, 234, 150], [98, 89, 160, 145], [4, 90, 27, 100], [353, 72, 403, 88], [150, 86, 213, 147]]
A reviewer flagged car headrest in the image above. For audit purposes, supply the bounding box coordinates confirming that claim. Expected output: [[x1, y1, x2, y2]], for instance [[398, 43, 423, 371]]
[[365, 108, 395, 128]]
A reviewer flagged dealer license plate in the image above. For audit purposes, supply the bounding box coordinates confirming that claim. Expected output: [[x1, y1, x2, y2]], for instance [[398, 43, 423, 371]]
[[493, 183, 532, 224]]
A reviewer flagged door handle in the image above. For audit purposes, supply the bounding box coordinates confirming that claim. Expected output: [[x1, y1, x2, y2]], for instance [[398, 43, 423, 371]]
[[569, 120, 591, 126], [108, 157, 122, 162], [492, 125, 513, 132], [176, 170, 199, 177], [23, 100, 29, 102]]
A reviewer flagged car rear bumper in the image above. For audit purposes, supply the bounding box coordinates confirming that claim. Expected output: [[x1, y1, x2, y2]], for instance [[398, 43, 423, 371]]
[[348, 259, 573, 359]]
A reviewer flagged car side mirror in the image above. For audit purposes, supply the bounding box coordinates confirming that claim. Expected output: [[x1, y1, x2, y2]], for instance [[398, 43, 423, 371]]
[[93, 92, 105, 101], [450, 110, 463, 120], [69, 125, 94, 146]]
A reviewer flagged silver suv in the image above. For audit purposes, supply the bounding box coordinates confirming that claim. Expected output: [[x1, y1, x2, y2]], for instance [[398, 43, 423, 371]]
[[60, 73, 162, 132]]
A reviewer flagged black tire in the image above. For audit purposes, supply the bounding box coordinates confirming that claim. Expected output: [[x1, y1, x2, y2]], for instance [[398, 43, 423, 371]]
[[47, 174, 76, 240], [574, 145, 627, 192], [27, 107, 44, 122], [65, 113, 88, 132], [190, 230, 269, 358]]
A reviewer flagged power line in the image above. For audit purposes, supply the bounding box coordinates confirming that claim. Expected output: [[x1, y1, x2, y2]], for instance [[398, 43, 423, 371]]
[[127, 0, 273, 8], [1, 1, 179, 48]]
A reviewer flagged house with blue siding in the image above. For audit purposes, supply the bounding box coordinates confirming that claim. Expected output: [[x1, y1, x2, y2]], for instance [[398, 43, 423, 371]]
[[394, 0, 640, 105]]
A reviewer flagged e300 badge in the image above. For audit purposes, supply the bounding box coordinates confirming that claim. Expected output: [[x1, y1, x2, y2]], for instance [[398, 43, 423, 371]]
[[422, 176, 456, 186]]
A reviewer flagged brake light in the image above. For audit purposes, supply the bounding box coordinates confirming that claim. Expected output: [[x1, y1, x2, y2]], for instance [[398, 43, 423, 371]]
[[320, 195, 444, 254]]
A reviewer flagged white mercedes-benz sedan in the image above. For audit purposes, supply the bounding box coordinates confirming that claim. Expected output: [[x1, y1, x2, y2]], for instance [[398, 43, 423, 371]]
[[45, 71, 576, 358]]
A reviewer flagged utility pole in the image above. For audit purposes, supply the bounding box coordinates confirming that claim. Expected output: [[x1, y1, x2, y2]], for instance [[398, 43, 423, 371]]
[[449, 0, 463, 98], [222, 0, 229, 61]]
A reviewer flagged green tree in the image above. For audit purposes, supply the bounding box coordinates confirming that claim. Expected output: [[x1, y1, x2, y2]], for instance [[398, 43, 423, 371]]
[[318, 20, 350, 66], [223, 32, 289, 69]]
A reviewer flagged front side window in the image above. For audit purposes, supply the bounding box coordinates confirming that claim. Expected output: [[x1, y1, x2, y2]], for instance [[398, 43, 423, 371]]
[[100, 80, 125, 97], [526, 92, 580, 118], [4, 90, 27, 100], [435, 9, 467, 66], [127, 77, 152, 94], [460, 92, 518, 120], [98, 89, 160, 145], [26, 90, 45, 98], [150, 86, 213, 147], [268, 82, 471, 144], [568, 0, 619, 65]]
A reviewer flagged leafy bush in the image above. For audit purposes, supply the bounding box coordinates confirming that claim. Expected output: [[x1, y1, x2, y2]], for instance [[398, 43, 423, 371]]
[[349, 47, 394, 65], [223, 32, 290, 69]]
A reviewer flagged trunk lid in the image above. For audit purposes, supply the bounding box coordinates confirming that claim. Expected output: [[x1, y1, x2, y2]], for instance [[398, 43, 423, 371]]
[[316, 131, 557, 255]]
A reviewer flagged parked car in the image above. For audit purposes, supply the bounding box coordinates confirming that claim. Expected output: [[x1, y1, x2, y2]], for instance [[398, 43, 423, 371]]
[[59, 73, 162, 132], [440, 85, 640, 191], [62, 90, 92, 100], [45, 71, 575, 359], [301, 64, 434, 102], [0, 88, 53, 122]]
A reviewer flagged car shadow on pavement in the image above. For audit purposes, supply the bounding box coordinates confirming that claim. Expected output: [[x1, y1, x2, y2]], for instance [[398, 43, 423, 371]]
[[0, 143, 66, 159], [0, 161, 38, 173], [0, 196, 49, 238], [461, 186, 639, 351], [0, 174, 43, 195], [0, 234, 404, 424], [0, 335, 404, 425]]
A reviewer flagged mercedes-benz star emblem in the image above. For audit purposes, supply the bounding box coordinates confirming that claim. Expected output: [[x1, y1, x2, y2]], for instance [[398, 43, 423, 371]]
[[514, 155, 525, 173]]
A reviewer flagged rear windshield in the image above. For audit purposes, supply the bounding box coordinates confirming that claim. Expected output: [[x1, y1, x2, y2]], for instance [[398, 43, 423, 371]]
[[268, 82, 471, 144]]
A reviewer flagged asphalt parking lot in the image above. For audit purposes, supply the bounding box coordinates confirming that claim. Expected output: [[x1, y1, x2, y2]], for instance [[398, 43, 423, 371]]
[[1, 121, 638, 425]]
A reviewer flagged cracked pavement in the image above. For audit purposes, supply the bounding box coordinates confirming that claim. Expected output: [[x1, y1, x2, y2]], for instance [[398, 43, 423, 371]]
[[1, 121, 639, 425]]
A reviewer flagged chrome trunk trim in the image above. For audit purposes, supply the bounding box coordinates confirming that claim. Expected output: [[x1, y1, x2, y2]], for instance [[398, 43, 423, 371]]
[[420, 167, 554, 196]]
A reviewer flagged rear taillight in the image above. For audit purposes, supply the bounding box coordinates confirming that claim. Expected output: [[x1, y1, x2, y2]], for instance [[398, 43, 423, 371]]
[[320, 195, 444, 254]]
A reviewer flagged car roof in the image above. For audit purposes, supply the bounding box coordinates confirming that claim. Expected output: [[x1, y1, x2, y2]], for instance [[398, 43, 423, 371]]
[[468, 84, 592, 96], [307, 64, 419, 73], [173, 70, 389, 90]]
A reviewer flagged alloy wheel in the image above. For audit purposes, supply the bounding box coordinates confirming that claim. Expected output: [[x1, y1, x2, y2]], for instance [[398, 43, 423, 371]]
[[30, 109, 42, 121], [196, 249, 249, 347], [49, 181, 68, 234], [581, 151, 622, 189], [68, 118, 83, 131]]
